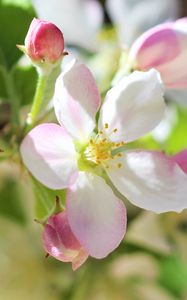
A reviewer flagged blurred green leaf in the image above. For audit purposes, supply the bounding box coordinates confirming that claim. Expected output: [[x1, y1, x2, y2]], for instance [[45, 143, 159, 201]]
[[0, 0, 36, 121], [32, 177, 66, 220], [164, 108, 187, 154], [0, 177, 26, 224], [126, 211, 172, 255], [0, 67, 7, 99], [0, 64, 20, 125], [159, 255, 187, 297], [12, 64, 37, 106], [0, 0, 35, 69], [0, 102, 11, 130]]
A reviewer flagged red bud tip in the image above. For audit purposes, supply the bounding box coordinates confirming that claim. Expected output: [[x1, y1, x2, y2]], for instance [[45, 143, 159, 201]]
[[24, 18, 64, 64]]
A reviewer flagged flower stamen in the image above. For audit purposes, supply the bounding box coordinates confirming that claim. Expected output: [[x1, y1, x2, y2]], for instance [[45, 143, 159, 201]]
[[78, 123, 125, 171]]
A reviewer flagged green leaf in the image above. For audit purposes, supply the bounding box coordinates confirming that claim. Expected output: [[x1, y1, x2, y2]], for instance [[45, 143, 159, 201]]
[[32, 177, 66, 220], [12, 64, 37, 106], [0, 64, 20, 125], [0, 102, 11, 132], [0, 0, 35, 69], [164, 108, 187, 154], [0, 67, 7, 99], [0, 177, 26, 224], [159, 255, 187, 297]]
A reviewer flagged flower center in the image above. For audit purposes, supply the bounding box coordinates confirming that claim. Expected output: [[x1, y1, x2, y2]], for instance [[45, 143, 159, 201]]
[[77, 123, 125, 171], [84, 136, 113, 165]]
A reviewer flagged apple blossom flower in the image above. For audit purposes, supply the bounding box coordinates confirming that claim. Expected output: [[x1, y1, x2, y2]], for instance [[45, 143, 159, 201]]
[[106, 0, 179, 46], [20, 60, 187, 261], [32, 0, 103, 50], [42, 211, 88, 270], [128, 18, 187, 89], [17, 18, 64, 70]]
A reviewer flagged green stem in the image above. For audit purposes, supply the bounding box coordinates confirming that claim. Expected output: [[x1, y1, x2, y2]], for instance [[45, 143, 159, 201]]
[[26, 74, 48, 129]]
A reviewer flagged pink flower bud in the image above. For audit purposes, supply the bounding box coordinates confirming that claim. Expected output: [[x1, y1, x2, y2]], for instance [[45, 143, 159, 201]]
[[24, 18, 64, 64], [42, 211, 88, 271], [129, 18, 187, 89]]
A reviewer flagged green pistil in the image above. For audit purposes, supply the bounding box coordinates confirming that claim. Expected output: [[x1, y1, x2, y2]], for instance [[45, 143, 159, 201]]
[[77, 147, 98, 172], [74, 135, 126, 174]]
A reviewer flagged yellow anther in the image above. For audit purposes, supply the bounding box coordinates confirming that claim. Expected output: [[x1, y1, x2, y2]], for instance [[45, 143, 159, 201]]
[[83, 128, 125, 169]]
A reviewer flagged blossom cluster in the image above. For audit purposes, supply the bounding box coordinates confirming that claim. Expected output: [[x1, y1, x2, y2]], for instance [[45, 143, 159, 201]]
[[19, 17, 187, 270]]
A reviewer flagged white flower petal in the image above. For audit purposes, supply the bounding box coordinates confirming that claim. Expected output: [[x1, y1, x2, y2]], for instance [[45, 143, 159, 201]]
[[99, 69, 165, 143], [54, 60, 101, 140], [106, 0, 179, 45], [107, 150, 187, 213], [32, 0, 103, 50], [20, 123, 78, 189], [66, 172, 126, 258]]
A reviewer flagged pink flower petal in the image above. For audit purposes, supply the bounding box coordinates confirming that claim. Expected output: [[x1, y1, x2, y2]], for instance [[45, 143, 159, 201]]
[[107, 150, 187, 213], [66, 172, 126, 258], [99, 69, 165, 143], [54, 60, 101, 140], [42, 212, 88, 270], [106, 0, 179, 45], [20, 123, 78, 189], [156, 49, 187, 89], [129, 23, 180, 68], [172, 149, 187, 174], [129, 18, 187, 89]]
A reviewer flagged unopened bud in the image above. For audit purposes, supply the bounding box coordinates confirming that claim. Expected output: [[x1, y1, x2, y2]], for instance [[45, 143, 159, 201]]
[[42, 211, 88, 271], [17, 18, 65, 72]]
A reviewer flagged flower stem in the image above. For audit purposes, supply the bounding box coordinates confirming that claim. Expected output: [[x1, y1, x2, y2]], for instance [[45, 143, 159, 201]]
[[26, 74, 48, 130]]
